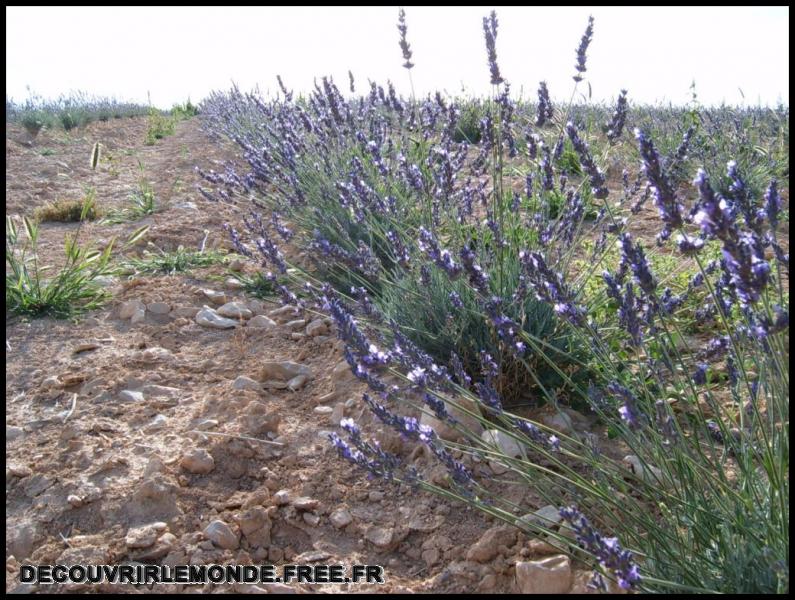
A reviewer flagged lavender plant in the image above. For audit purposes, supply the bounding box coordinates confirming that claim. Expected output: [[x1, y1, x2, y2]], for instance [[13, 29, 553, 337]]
[[199, 10, 788, 593]]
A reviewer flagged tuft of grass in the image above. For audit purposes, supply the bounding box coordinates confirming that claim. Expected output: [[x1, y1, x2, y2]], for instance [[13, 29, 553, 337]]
[[122, 244, 227, 275], [34, 188, 101, 223], [6, 205, 114, 319], [227, 270, 279, 299], [101, 161, 157, 224]]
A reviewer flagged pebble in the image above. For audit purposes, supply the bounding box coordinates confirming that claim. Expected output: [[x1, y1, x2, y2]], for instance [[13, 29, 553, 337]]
[[224, 278, 245, 290], [73, 342, 100, 354], [196, 306, 239, 329], [623, 455, 666, 484], [6, 425, 24, 441], [516, 505, 563, 532], [119, 390, 144, 402], [259, 361, 312, 382], [330, 403, 345, 425], [305, 319, 328, 337], [137, 347, 173, 363], [130, 308, 146, 324], [145, 414, 168, 432], [233, 376, 261, 392], [217, 301, 253, 320], [147, 302, 171, 315], [67, 494, 83, 508], [542, 412, 574, 435], [302, 513, 320, 526], [126, 522, 168, 549], [180, 448, 215, 475], [515, 555, 572, 594], [120, 300, 145, 319], [330, 508, 352, 529], [268, 305, 300, 322], [201, 289, 227, 306], [365, 526, 394, 548], [284, 319, 307, 331], [292, 497, 319, 511], [173, 306, 200, 318], [287, 374, 309, 391], [273, 490, 291, 505], [247, 315, 277, 329], [313, 406, 333, 415], [8, 464, 32, 478], [203, 520, 239, 550], [467, 525, 518, 563]]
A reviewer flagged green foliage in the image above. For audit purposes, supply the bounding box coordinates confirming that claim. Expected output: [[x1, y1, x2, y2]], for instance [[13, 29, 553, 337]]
[[453, 99, 484, 144], [122, 244, 226, 275], [171, 98, 199, 120], [145, 107, 176, 144], [227, 270, 280, 299], [6, 209, 114, 319], [101, 161, 157, 223]]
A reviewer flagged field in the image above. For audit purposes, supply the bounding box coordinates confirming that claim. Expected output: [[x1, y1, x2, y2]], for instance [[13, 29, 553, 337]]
[[6, 11, 789, 594]]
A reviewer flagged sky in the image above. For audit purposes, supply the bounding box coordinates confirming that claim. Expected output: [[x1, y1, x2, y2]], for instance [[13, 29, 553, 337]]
[[5, 6, 790, 109]]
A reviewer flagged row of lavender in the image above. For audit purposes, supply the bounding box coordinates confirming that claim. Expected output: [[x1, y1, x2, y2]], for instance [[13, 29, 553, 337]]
[[197, 11, 788, 593]]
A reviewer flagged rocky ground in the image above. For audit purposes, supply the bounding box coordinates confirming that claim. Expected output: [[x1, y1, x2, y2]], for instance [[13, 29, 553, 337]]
[[6, 117, 623, 594]]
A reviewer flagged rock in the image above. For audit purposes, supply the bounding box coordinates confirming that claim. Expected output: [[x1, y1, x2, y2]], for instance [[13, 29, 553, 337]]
[[542, 412, 574, 435], [131, 533, 177, 561], [180, 448, 215, 475], [229, 259, 246, 272], [408, 513, 445, 533], [236, 507, 271, 537], [259, 361, 312, 382], [287, 374, 309, 391], [201, 289, 227, 306], [141, 384, 181, 398], [365, 526, 394, 548], [233, 376, 261, 392], [67, 495, 84, 508], [8, 464, 32, 478], [130, 308, 146, 324], [173, 306, 201, 318], [137, 347, 173, 363], [217, 301, 253, 320], [284, 319, 307, 331], [204, 520, 239, 550], [147, 302, 171, 315], [196, 306, 239, 329], [6, 425, 24, 441], [331, 360, 355, 384], [330, 508, 352, 529], [6, 520, 40, 561], [196, 419, 219, 431], [145, 414, 168, 432], [273, 490, 290, 505], [313, 406, 333, 415], [305, 319, 328, 336], [422, 547, 441, 567], [224, 277, 245, 290], [466, 525, 518, 563], [268, 305, 300, 322], [516, 505, 563, 532], [73, 341, 100, 354], [119, 390, 144, 403], [330, 403, 345, 425], [368, 491, 385, 502], [247, 315, 277, 329], [303, 513, 320, 526], [515, 555, 572, 594], [292, 497, 319, 511], [481, 429, 523, 473], [623, 455, 665, 484], [120, 300, 145, 319], [126, 522, 168, 549]]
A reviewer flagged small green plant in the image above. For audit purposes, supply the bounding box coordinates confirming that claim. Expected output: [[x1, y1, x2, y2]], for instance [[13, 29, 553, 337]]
[[39, 148, 56, 156], [122, 243, 226, 275], [34, 188, 101, 223], [102, 161, 157, 224], [6, 204, 115, 319], [228, 270, 279, 299], [453, 99, 484, 143], [145, 106, 176, 145], [171, 99, 199, 120]]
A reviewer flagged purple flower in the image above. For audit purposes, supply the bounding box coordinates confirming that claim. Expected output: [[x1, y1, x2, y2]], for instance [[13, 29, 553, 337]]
[[608, 382, 645, 431], [635, 128, 684, 233], [559, 506, 641, 590], [482, 11, 504, 85], [535, 82, 554, 127], [418, 227, 463, 280], [692, 363, 708, 385], [397, 9, 414, 69], [566, 122, 608, 199], [573, 16, 595, 82], [605, 89, 628, 143]]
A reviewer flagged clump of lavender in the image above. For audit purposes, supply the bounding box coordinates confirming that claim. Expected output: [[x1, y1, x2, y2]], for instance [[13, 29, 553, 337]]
[[566, 121, 608, 199], [559, 506, 641, 590], [605, 89, 628, 143], [635, 128, 684, 236], [535, 82, 554, 127], [482, 10, 504, 85], [573, 16, 595, 82], [397, 8, 414, 70]]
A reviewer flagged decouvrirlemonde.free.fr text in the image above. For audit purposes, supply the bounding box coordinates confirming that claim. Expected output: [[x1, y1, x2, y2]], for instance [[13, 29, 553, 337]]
[[20, 564, 386, 585]]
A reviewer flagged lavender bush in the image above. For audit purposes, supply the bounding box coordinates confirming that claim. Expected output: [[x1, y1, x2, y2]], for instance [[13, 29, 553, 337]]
[[198, 10, 788, 593]]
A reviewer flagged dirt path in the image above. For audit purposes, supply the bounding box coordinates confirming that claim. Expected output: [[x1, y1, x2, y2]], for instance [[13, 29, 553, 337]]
[[6, 117, 599, 594]]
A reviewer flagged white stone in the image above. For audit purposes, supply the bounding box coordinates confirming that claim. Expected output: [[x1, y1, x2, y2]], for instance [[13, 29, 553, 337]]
[[247, 315, 277, 329], [119, 390, 144, 403], [330, 508, 352, 529], [130, 308, 146, 324], [201, 289, 227, 306], [217, 301, 253, 320], [203, 520, 239, 550], [305, 319, 328, 337], [196, 306, 239, 329], [233, 376, 261, 392], [365, 526, 394, 548], [180, 448, 215, 475], [147, 302, 171, 315], [120, 300, 145, 319], [515, 555, 572, 594]]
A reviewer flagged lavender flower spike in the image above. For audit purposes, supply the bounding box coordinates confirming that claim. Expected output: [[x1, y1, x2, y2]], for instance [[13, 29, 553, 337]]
[[634, 128, 684, 233], [573, 16, 595, 82], [482, 11, 504, 85], [397, 9, 414, 69]]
